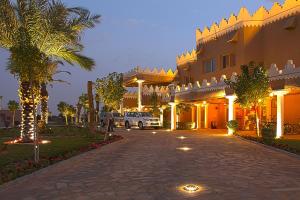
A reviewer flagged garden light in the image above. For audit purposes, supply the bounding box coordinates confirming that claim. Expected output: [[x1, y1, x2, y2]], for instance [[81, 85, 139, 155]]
[[177, 147, 192, 151], [177, 136, 186, 140], [182, 184, 201, 193]]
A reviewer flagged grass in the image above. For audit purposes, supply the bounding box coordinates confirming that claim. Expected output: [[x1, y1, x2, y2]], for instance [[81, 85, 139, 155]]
[[236, 133, 300, 155], [0, 126, 110, 184]]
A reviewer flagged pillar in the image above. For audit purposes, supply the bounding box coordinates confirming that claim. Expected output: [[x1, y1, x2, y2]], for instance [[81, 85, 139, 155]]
[[191, 106, 195, 127], [159, 107, 165, 126], [273, 90, 287, 139], [137, 80, 144, 112], [169, 102, 177, 130], [203, 101, 209, 128], [226, 95, 236, 135], [196, 104, 201, 129]]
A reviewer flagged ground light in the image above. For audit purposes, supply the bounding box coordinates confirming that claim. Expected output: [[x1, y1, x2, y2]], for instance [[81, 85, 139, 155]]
[[4, 139, 51, 145], [177, 147, 192, 151], [177, 136, 187, 140], [152, 131, 157, 134], [126, 129, 131, 132], [179, 184, 203, 194]]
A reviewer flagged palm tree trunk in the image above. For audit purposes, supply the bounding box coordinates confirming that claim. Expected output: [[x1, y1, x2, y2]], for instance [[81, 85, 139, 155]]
[[87, 81, 95, 132], [65, 115, 68, 125], [12, 110, 15, 127], [40, 83, 49, 125], [19, 81, 35, 142]]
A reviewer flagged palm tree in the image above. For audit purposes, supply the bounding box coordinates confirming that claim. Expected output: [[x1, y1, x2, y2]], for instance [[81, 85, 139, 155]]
[[7, 100, 19, 127], [0, 0, 100, 142], [68, 105, 76, 124], [57, 101, 69, 125]]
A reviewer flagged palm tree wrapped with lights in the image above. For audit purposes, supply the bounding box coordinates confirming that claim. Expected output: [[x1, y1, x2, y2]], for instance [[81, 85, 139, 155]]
[[0, 0, 100, 142]]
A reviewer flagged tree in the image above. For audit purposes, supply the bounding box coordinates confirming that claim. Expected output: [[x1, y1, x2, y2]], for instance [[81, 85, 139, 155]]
[[95, 72, 127, 111], [0, 0, 100, 142], [68, 105, 76, 124], [76, 93, 89, 124], [150, 92, 160, 117], [7, 100, 19, 127], [57, 101, 69, 125], [226, 62, 270, 136]]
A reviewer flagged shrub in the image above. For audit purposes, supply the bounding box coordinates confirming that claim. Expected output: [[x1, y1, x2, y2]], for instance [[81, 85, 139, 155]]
[[261, 122, 276, 144], [227, 120, 239, 134]]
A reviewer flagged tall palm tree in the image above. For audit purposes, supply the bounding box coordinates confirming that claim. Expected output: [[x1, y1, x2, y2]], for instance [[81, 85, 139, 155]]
[[7, 100, 20, 127], [0, 0, 100, 142]]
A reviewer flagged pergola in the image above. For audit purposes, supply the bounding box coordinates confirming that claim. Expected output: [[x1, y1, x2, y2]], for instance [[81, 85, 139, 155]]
[[123, 67, 177, 111]]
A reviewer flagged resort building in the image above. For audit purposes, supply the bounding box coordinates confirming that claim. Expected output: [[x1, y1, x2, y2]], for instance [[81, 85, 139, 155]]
[[174, 0, 300, 137], [123, 0, 300, 137]]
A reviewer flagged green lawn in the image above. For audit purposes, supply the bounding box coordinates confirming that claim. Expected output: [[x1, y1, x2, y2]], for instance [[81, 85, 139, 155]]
[[275, 139, 300, 153], [0, 126, 106, 184]]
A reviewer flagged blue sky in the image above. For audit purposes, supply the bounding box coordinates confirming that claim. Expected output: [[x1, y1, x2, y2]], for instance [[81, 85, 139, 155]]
[[0, 0, 282, 113]]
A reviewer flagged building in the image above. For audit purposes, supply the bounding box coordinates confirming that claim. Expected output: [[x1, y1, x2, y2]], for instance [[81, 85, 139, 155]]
[[174, 0, 300, 137], [122, 0, 300, 137]]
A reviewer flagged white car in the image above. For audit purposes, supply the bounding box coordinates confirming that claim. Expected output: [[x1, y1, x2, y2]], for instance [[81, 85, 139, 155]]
[[124, 112, 161, 129]]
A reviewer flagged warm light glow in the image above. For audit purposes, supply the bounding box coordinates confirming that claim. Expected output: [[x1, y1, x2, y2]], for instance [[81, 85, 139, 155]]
[[166, 129, 172, 132], [177, 136, 187, 140], [126, 129, 131, 132], [182, 184, 201, 193], [177, 147, 192, 151], [226, 95, 236, 135], [41, 140, 51, 144], [169, 102, 177, 130], [152, 131, 157, 134]]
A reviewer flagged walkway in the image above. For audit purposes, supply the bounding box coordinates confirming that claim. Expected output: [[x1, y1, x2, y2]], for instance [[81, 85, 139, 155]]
[[0, 129, 300, 200]]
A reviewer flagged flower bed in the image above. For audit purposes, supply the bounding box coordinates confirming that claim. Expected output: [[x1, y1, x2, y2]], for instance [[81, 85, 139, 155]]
[[0, 134, 123, 185]]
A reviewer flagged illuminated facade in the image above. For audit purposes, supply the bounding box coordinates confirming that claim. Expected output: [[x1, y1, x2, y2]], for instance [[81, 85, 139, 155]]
[[122, 0, 300, 137], [174, 0, 300, 136]]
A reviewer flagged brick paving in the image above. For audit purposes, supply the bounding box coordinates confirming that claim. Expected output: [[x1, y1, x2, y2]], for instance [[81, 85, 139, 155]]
[[0, 129, 300, 200]]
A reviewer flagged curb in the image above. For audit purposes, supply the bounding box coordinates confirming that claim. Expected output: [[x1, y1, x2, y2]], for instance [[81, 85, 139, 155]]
[[234, 135, 300, 160]]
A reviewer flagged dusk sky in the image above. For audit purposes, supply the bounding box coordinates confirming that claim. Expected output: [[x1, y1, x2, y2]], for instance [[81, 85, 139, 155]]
[[0, 0, 281, 114]]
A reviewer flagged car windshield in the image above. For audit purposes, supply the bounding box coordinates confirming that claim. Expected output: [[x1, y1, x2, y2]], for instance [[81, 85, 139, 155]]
[[139, 112, 153, 117]]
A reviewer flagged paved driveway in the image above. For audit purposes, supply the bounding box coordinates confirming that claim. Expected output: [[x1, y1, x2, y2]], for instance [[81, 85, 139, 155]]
[[0, 130, 300, 200]]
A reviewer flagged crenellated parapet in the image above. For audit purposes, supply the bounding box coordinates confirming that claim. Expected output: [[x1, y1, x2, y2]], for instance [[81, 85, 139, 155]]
[[268, 60, 300, 80], [176, 49, 197, 66], [175, 60, 300, 95], [123, 67, 177, 78], [196, 0, 300, 44]]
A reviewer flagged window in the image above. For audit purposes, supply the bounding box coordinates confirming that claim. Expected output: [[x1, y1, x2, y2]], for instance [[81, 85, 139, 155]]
[[203, 58, 216, 73], [222, 54, 236, 68]]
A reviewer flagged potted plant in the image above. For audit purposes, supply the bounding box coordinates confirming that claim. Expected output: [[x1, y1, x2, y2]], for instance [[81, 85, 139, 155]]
[[261, 122, 276, 144], [227, 120, 239, 134]]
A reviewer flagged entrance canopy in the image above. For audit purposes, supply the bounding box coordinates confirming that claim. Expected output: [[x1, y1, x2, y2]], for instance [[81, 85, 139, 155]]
[[123, 66, 177, 87]]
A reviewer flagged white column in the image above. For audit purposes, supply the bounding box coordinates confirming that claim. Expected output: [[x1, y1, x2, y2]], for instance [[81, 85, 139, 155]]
[[203, 101, 209, 129], [137, 80, 144, 111], [159, 107, 164, 126], [273, 90, 287, 139], [195, 104, 201, 129], [169, 103, 177, 130], [226, 95, 236, 135]]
